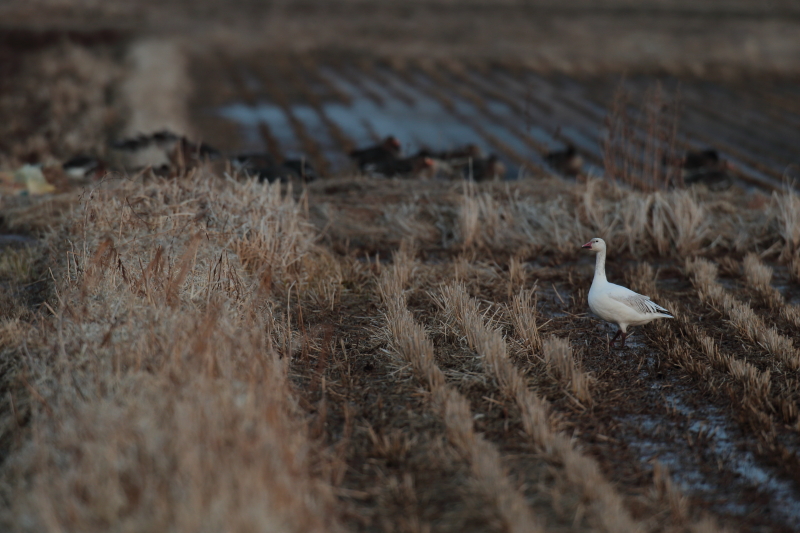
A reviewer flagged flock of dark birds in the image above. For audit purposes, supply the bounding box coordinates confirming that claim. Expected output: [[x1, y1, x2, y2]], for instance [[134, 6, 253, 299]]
[[56, 129, 733, 190]]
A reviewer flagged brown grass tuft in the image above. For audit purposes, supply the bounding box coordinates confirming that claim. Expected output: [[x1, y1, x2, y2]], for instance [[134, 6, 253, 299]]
[[509, 287, 542, 355], [0, 173, 343, 533], [770, 188, 800, 261], [542, 336, 593, 404]]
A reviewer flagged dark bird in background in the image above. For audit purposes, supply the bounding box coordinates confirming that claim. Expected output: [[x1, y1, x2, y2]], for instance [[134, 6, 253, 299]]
[[170, 136, 221, 168], [349, 136, 402, 171], [465, 154, 506, 182], [545, 144, 583, 176], [110, 136, 147, 151], [110, 130, 220, 159], [110, 130, 221, 175], [232, 153, 317, 183], [418, 143, 483, 162], [282, 158, 318, 182], [665, 148, 733, 191], [367, 155, 434, 178], [415, 144, 486, 180], [231, 153, 276, 172], [682, 149, 720, 171]]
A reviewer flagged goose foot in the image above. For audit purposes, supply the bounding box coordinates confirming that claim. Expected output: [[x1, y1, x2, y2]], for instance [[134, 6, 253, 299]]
[[609, 330, 622, 349]]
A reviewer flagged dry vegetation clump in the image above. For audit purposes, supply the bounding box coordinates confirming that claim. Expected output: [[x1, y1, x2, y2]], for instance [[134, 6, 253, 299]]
[[602, 82, 681, 191], [377, 249, 541, 533], [435, 283, 639, 533], [743, 252, 800, 328], [0, 246, 38, 284], [632, 255, 800, 486], [631, 264, 772, 404], [0, 40, 122, 168], [686, 257, 800, 370], [509, 288, 541, 355], [791, 255, 800, 284], [541, 336, 593, 405], [0, 172, 343, 532], [452, 177, 786, 259], [770, 188, 800, 261]]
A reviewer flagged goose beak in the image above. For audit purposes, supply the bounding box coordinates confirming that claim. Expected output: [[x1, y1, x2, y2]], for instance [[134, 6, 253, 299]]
[[581, 241, 592, 249]]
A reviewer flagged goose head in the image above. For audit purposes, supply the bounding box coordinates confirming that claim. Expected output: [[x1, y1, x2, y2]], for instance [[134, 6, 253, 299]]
[[581, 237, 606, 253]]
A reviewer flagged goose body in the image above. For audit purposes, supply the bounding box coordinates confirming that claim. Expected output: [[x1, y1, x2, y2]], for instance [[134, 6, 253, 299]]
[[582, 238, 673, 348]]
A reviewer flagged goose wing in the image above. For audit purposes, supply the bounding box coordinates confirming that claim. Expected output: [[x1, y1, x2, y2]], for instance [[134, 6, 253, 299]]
[[606, 284, 672, 316]]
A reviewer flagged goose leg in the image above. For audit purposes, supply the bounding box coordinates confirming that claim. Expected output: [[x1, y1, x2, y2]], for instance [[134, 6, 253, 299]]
[[609, 329, 622, 348], [620, 331, 628, 348]]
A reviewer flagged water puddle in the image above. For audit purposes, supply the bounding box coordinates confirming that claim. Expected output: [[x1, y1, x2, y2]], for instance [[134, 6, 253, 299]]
[[215, 65, 567, 177], [623, 382, 800, 529], [217, 102, 298, 153]]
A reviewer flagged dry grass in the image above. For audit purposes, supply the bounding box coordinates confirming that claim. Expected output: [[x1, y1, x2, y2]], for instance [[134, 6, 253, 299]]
[[631, 264, 771, 406], [377, 250, 542, 533], [743, 252, 800, 328], [449, 176, 799, 260], [436, 283, 639, 533], [541, 336, 593, 404], [1, 168, 789, 530], [0, 172, 343, 532], [632, 248, 800, 497], [686, 257, 800, 370], [771, 187, 800, 261], [791, 255, 800, 284], [509, 287, 542, 355], [0, 247, 38, 283]]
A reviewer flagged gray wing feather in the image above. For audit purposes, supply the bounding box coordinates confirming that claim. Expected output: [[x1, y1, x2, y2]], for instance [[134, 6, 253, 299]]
[[609, 293, 672, 316]]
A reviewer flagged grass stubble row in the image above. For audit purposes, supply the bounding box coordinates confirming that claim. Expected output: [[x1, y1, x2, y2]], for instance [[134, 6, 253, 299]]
[[682, 259, 800, 433], [0, 173, 343, 532], [508, 288, 593, 405], [685, 258, 800, 372], [742, 253, 800, 329], [630, 263, 800, 478], [630, 264, 773, 409], [435, 282, 643, 533], [377, 248, 541, 533], [435, 263, 730, 532]]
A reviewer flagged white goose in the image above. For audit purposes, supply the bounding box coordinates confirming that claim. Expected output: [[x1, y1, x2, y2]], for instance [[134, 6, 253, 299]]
[[582, 238, 673, 348]]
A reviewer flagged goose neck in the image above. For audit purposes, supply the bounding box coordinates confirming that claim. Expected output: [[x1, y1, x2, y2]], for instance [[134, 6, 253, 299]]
[[594, 249, 607, 283]]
